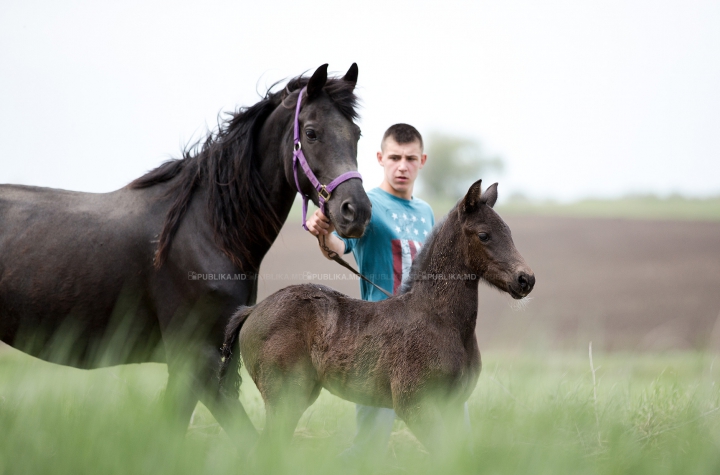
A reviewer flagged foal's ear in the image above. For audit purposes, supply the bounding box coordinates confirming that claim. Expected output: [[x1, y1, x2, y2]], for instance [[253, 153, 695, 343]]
[[307, 64, 329, 99], [481, 183, 499, 208], [343, 63, 359, 89], [461, 179, 484, 214]]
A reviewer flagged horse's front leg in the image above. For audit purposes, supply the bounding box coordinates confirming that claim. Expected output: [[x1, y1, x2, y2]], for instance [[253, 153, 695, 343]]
[[160, 363, 201, 437], [161, 333, 258, 450], [192, 344, 259, 449], [157, 277, 260, 447]]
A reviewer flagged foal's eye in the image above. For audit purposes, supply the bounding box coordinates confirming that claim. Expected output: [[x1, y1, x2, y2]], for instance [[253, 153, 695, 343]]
[[305, 129, 318, 141], [478, 232, 490, 243]]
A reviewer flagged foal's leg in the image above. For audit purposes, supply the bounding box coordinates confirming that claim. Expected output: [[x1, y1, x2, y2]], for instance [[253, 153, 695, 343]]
[[442, 402, 474, 455], [398, 400, 472, 460], [261, 383, 321, 447], [255, 360, 322, 454], [396, 401, 447, 453]]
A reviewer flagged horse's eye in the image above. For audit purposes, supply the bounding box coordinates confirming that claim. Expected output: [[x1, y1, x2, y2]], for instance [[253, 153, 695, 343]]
[[478, 232, 490, 243], [305, 129, 317, 141]]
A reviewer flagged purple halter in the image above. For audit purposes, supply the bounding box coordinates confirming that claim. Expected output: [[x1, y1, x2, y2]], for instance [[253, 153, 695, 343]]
[[292, 87, 362, 230]]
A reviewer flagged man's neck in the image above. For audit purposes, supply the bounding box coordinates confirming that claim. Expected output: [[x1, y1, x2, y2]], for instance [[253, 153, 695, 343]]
[[379, 181, 413, 200]]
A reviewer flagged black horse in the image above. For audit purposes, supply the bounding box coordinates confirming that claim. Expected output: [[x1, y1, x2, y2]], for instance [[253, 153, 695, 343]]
[[0, 64, 371, 444]]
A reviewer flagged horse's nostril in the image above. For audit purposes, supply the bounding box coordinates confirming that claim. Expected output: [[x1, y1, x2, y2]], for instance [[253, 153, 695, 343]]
[[517, 272, 535, 292], [341, 200, 356, 220]]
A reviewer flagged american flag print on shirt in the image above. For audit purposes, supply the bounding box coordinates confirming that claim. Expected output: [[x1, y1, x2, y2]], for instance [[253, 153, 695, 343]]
[[391, 239, 423, 294]]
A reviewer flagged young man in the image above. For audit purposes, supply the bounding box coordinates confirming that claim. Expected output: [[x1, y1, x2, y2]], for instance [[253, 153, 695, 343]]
[[305, 123, 434, 458]]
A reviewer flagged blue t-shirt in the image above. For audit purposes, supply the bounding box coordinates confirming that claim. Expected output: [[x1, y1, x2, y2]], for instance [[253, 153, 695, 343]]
[[335, 187, 435, 302]]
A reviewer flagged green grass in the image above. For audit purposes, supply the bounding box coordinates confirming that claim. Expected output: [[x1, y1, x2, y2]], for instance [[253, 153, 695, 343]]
[[1, 347, 718, 474], [496, 195, 720, 221], [290, 193, 720, 223]]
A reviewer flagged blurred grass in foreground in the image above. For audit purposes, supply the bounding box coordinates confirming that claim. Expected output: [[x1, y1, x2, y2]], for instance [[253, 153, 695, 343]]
[[1, 346, 718, 474]]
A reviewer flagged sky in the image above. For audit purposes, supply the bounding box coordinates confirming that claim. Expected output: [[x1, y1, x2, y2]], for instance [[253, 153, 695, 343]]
[[1, 0, 719, 202]]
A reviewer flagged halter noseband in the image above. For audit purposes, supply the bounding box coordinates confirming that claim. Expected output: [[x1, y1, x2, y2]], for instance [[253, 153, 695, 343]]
[[292, 86, 362, 230]]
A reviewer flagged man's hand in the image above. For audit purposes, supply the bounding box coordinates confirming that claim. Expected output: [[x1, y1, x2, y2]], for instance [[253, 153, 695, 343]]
[[306, 209, 335, 236], [305, 209, 345, 259]]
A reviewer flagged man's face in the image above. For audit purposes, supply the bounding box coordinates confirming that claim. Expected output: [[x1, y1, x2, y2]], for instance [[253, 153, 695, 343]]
[[377, 138, 427, 199]]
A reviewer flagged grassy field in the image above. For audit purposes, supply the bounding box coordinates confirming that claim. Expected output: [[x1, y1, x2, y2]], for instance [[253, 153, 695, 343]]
[[496, 195, 720, 221], [287, 194, 720, 224], [1, 346, 718, 474]]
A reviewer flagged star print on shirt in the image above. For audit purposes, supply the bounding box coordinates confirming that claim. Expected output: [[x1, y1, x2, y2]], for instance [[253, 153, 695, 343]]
[[423, 230, 428, 236], [395, 226, 401, 233], [413, 229, 418, 235], [392, 213, 398, 220], [411, 215, 417, 222], [402, 213, 408, 220], [420, 217, 426, 223]]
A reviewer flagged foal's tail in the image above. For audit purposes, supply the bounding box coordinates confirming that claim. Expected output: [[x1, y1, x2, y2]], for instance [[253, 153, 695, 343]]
[[218, 305, 254, 396]]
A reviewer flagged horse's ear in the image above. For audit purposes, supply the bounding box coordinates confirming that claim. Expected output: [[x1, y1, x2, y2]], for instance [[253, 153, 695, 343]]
[[461, 179, 483, 214], [307, 64, 329, 99], [343, 63, 359, 89], [481, 183, 499, 208]]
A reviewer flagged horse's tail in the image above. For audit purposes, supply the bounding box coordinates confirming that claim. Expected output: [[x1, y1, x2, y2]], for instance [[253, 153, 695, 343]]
[[218, 305, 254, 396]]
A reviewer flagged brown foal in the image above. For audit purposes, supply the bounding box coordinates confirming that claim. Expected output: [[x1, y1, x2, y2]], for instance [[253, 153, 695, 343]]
[[220, 179, 535, 454]]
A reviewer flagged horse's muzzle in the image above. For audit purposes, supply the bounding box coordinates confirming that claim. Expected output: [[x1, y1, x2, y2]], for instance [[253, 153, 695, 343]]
[[330, 190, 371, 239], [335, 215, 371, 239]]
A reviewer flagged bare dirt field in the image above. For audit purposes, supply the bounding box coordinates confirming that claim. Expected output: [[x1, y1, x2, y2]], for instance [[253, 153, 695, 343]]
[[257, 216, 720, 352], [2, 215, 717, 355]]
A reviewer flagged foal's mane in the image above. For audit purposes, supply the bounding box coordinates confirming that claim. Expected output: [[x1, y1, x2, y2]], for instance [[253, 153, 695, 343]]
[[398, 203, 459, 294], [129, 75, 358, 270]]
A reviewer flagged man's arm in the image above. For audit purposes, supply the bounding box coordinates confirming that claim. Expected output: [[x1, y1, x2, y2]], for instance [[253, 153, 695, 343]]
[[305, 209, 346, 260]]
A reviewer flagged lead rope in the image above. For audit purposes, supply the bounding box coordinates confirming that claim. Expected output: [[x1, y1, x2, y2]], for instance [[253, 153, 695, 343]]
[[318, 234, 393, 299]]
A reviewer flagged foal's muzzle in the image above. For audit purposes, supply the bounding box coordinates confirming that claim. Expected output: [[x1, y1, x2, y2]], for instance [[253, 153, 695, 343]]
[[510, 271, 535, 299]]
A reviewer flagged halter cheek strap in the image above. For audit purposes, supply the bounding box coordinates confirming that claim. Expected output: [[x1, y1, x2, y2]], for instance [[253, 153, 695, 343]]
[[292, 87, 362, 230]]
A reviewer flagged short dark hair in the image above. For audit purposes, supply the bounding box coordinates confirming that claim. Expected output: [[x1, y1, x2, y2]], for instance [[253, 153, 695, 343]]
[[381, 123, 423, 151]]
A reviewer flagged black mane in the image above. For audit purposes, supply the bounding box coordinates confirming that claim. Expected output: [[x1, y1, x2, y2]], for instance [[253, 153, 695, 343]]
[[129, 75, 359, 270]]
